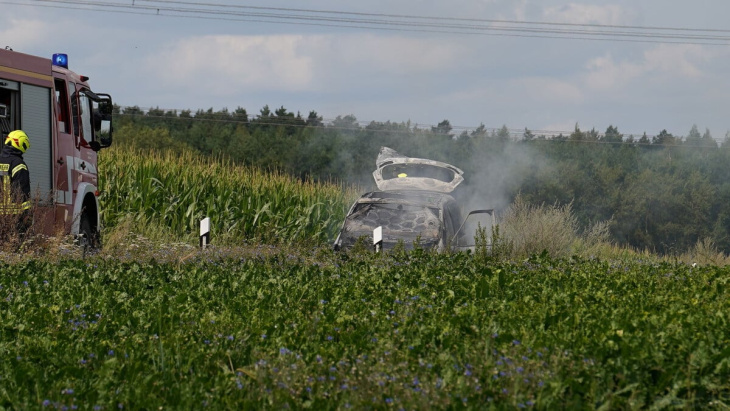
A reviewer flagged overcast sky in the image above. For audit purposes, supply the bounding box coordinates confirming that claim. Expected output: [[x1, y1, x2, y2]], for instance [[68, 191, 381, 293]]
[[3, 0, 730, 139]]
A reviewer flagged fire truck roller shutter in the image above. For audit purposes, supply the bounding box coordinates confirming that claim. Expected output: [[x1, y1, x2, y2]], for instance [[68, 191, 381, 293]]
[[20, 83, 53, 204]]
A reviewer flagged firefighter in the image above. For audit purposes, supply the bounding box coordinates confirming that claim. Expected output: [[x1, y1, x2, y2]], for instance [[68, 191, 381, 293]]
[[0, 130, 31, 237]]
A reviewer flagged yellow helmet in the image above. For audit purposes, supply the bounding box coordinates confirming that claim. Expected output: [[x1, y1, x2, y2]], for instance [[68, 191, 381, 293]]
[[6, 130, 30, 153]]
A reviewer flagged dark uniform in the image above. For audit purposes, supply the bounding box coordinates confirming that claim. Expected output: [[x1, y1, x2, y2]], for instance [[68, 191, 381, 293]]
[[0, 135, 31, 234]]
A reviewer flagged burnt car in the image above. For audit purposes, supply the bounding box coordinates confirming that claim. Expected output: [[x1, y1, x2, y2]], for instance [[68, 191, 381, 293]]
[[333, 147, 492, 252]]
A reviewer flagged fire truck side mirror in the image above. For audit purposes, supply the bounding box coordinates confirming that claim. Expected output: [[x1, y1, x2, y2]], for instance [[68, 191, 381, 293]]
[[96, 95, 113, 149]]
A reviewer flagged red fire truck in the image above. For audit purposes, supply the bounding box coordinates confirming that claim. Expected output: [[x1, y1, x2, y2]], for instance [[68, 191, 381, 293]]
[[0, 48, 113, 247]]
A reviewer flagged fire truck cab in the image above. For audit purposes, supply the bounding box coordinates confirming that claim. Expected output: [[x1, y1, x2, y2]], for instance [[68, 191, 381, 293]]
[[0, 48, 113, 246]]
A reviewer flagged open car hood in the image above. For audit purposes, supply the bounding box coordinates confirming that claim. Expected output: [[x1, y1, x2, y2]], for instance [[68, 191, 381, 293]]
[[372, 147, 464, 193]]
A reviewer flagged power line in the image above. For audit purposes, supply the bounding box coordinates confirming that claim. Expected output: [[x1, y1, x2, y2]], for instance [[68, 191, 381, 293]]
[[134, 0, 730, 37], [5, 0, 730, 46], [45, 0, 730, 42]]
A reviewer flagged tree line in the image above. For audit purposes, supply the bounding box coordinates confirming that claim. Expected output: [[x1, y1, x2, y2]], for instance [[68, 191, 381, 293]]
[[112, 104, 730, 254]]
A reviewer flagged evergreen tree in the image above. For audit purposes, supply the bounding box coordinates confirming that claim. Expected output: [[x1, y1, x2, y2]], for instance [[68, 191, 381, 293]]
[[470, 123, 487, 139], [306, 110, 323, 127], [653, 129, 676, 146], [701, 128, 718, 148], [602, 125, 623, 143], [523, 127, 535, 141], [496, 125, 510, 142], [431, 119, 453, 137]]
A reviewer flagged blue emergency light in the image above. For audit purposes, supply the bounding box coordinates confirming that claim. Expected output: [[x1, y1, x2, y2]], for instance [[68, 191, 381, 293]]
[[52, 53, 68, 69]]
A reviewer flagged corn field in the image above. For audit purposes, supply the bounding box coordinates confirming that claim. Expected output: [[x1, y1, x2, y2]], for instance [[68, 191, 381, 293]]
[[98, 146, 359, 245]]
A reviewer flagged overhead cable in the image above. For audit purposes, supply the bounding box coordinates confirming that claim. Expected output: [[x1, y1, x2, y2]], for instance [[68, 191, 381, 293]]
[[4, 0, 730, 46]]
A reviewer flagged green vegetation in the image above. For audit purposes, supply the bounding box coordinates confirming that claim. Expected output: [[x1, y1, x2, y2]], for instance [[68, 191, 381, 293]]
[[1, 248, 729, 409], [114, 106, 730, 255], [1, 114, 729, 409], [99, 146, 359, 245]]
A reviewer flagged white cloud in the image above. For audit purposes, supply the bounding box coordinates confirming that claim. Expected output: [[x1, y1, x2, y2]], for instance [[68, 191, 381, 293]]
[[144, 33, 468, 95], [148, 35, 316, 93], [0, 18, 54, 51], [421, 77, 583, 132], [514, 77, 584, 104], [440, 77, 582, 109], [582, 54, 643, 90], [512, 0, 529, 21], [642, 44, 709, 78], [423, 75, 583, 110], [543, 3, 632, 25], [325, 34, 467, 76], [583, 45, 711, 90]]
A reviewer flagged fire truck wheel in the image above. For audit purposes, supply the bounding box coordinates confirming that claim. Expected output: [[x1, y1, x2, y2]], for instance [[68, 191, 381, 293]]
[[79, 213, 100, 250]]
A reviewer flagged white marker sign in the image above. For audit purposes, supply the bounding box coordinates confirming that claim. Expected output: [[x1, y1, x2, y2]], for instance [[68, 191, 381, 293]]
[[373, 226, 383, 252], [200, 217, 210, 249]]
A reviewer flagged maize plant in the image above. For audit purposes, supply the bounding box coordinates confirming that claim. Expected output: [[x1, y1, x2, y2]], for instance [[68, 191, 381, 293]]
[[98, 146, 359, 245]]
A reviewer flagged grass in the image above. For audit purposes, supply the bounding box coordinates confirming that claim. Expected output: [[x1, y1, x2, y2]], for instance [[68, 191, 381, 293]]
[[487, 195, 730, 266], [493, 195, 614, 260]]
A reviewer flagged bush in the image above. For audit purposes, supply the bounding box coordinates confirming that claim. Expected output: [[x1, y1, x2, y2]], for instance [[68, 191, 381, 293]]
[[498, 196, 578, 259], [496, 196, 613, 260], [682, 237, 729, 266]]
